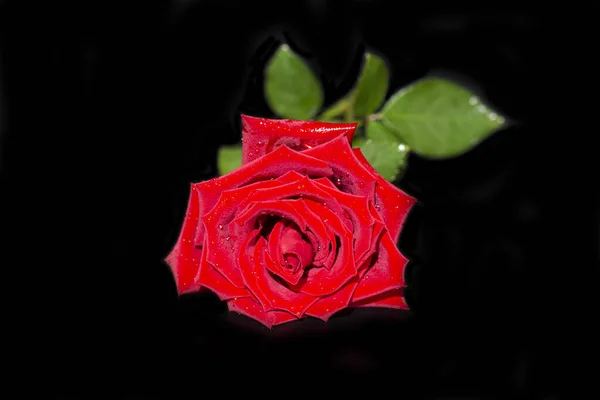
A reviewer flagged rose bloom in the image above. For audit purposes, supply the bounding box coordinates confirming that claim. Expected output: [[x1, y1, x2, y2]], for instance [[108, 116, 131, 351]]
[[166, 115, 416, 328]]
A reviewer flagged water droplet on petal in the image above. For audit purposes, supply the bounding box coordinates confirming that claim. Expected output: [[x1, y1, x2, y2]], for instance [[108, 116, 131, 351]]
[[335, 178, 342, 186], [358, 181, 365, 189], [218, 224, 223, 230], [257, 141, 263, 146], [225, 236, 231, 241]]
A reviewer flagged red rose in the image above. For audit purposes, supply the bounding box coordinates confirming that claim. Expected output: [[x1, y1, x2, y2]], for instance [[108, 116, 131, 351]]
[[166, 115, 416, 328]]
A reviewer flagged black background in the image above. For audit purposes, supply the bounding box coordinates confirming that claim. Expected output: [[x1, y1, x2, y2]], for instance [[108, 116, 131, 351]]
[[1, 1, 597, 398]]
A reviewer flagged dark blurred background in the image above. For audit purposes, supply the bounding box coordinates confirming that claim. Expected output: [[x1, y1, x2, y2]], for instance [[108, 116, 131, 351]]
[[1, 1, 597, 398]]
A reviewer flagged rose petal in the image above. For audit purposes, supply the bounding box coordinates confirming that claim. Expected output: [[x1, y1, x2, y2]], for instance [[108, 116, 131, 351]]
[[228, 297, 298, 329], [351, 232, 409, 302], [265, 221, 305, 286], [164, 184, 203, 294], [304, 279, 357, 322], [311, 179, 383, 266], [241, 115, 357, 164], [275, 170, 305, 184], [291, 199, 357, 296], [240, 236, 319, 317], [194, 145, 333, 243], [231, 199, 332, 270], [201, 174, 305, 288], [302, 134, 377, 199], [235, 175, 352, 243], [312, 177, 337, 189], [350, 288, 409, 310], [279, 222, 314, 268], [304, 255, 371, 321], [353, 148, 416, 244], [195, 236, 249, 301], [237, 231, 277, 310]]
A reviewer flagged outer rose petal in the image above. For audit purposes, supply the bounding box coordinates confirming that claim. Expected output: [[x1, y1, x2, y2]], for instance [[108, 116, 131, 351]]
[[304, 256, 371, 321], [193, 145, 333, 245], [241, 115, 357, 165], [195, 236, 249, 301], [302, 134, 377, 199], [353, 148, 416, 244], [350, 288, 409, 310], [164, 184, 203, 294], [351, 232, 409, 303], [228, 297, 298, 329]]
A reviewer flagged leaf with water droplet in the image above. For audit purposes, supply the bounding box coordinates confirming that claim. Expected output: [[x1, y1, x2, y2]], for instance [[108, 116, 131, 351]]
[[264, 44, 323, 120], [380, 77, 506, 159], [357, 120, 409, 182], [217, 144, 242, 176], [353, 52, 389, 117]]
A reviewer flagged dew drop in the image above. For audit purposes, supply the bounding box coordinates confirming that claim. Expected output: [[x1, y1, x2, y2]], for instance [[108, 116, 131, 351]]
[[395, 205, 399, 210], [335, 178, 342, 186], [469, 96, 479, 105], [489, 112, 498, 121], [257, 141, 264, 146], [218, 224, 223, 230], [323, 218, 328, 223], [397, 143, 407, 152], [477, 104, 487, 113], [225, 236, 231, 241], [358, 181, 365, 189]]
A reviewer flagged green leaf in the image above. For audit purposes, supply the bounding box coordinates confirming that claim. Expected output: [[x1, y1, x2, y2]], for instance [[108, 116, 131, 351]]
[[353, 52, 389, 117], [264, 44, 324, 120], [318, 97, 351, 122], [357, 120, 410, 182], [380, 77, 506, 159], [217, 144, 242, 176]]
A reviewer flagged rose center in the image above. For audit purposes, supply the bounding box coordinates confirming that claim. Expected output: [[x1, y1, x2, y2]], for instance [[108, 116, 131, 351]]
[[279, 223, 314, 273]]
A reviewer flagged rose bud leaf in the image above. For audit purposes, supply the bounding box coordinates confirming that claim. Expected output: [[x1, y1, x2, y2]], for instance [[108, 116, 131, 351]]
[[217, 144, 242, 175], [264, 44, 324, 120], [380, 77, 506, 159], [353, 52, 389, 118], [356, 120, 409, 182]]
